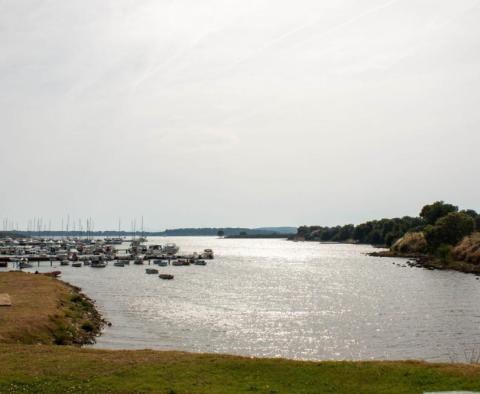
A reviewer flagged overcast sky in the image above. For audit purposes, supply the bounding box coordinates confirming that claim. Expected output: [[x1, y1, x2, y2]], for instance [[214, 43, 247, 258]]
[[1, 0, 479, 230]]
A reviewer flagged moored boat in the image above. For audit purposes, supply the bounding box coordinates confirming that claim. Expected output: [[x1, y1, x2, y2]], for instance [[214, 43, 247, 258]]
[[113, 261, 125, 267], [163, 243, 179, 255], [18, 260, 33, 269], [146, 268, 158, 274], [194, 260, 207, 266], [153, 259, 168, 266], [72, 262, 82, 267], [91, 261, 107, 268], [201, 249, 214, 259], [159, 273, 174, 280]]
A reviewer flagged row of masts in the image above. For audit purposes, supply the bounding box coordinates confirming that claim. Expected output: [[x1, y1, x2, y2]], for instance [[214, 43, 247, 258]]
[[1, 216, 146, 239]]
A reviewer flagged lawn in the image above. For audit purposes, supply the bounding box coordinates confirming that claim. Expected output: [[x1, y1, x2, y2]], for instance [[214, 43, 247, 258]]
[[0, 345, 480, 393]]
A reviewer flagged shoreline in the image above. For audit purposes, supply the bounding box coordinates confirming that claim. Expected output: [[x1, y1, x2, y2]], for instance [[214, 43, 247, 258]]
[[2, 271, 480, 392], [368, 251, 480, 275]]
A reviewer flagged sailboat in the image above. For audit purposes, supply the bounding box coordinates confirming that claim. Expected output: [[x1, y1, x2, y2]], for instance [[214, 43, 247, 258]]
[[138, 216, 147, 243]]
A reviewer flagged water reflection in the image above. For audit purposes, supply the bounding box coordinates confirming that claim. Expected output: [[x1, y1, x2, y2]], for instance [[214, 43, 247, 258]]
[[11, 237, 480, 361]]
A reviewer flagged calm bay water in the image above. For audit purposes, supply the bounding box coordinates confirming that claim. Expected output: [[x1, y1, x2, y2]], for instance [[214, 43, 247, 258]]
[[14, 237, 480, 361]]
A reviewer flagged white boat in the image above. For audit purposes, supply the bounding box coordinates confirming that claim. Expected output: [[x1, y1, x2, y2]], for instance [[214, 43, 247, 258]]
[[163, 243, 179, 255], [18, 260, 33, 269], [202, 249, 214, 259]]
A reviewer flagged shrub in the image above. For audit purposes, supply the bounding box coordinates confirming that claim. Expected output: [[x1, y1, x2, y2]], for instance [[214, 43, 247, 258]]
[[436, 244, 453, 264], [453, 233, 480, 264], [425, 212, 475, 250]]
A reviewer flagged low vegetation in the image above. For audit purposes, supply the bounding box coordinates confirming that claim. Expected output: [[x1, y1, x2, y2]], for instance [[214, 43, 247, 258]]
[[0, 345, 480, 394], [391, 232, 428, 254], [453, 232, 480, 265], [0, 271, 103, 345]]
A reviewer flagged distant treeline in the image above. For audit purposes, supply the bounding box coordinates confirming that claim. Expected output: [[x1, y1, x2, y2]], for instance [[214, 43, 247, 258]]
[[2, 227, 296, 238], [296, 201, 480, 247]]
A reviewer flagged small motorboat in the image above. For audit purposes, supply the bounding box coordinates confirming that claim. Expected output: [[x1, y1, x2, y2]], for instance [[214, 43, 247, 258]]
[[114, 261, 125, 267], [91, 261, 107, 268], [194, 260, 207, 266], [146, 268, 158, 274], [153, 259, 168, 266], [18, 260, 33, 269], [60, 260, 70, 266], [72, 262, 82, 268], [159, 274, 174, 280], [202, 249, 214, 259], [171, 260, 183, 266]]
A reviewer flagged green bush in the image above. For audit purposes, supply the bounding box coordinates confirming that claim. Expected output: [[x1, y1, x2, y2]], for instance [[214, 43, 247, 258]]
[[436, 244, 453, 264], [425, 212, 475, 250]]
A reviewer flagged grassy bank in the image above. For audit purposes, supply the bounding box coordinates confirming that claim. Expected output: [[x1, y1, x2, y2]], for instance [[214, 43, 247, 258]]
[[0, 271, 103, 345], [1, 345, 480, 394]]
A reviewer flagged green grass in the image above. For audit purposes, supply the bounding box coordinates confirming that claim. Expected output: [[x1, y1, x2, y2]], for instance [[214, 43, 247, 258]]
[[0, 345, 480, 393]]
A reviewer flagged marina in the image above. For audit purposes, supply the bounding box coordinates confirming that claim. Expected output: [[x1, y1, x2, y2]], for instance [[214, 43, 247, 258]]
[[0, 235, 215, 271]]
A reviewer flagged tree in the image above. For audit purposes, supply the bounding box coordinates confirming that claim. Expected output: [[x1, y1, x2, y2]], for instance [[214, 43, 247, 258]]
[[217, 230, 225, 237], [424, 212, 475, 250], [420, 201, 458, 225]]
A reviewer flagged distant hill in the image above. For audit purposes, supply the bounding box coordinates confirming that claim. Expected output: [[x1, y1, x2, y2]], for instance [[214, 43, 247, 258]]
[[10, 227, 297, 237], [160, 227, 296, 236]]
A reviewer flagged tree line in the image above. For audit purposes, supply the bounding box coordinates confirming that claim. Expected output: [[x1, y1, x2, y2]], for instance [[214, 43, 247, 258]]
[[296, 201, 480, 248]]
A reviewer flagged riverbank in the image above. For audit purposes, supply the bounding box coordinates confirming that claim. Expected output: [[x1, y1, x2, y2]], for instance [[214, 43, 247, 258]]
[[1, 345, 480, 393], [0, 271, 104, 345]]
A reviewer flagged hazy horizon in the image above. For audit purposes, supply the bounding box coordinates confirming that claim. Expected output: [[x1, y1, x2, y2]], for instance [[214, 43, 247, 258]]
[[1, 0, 479, 229]]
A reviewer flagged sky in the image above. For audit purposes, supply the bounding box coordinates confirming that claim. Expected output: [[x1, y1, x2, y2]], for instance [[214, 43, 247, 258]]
[[1, 0, 480, 230]]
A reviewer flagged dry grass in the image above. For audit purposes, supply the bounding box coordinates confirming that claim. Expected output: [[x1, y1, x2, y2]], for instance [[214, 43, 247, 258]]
[[453, 232, 480, 265], [391, 232, 427, 254], [0, 271, 101, 345]]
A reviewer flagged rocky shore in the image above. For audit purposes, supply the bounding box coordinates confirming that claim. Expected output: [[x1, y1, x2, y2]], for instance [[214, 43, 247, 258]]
[[369, 250, 480, 275]]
